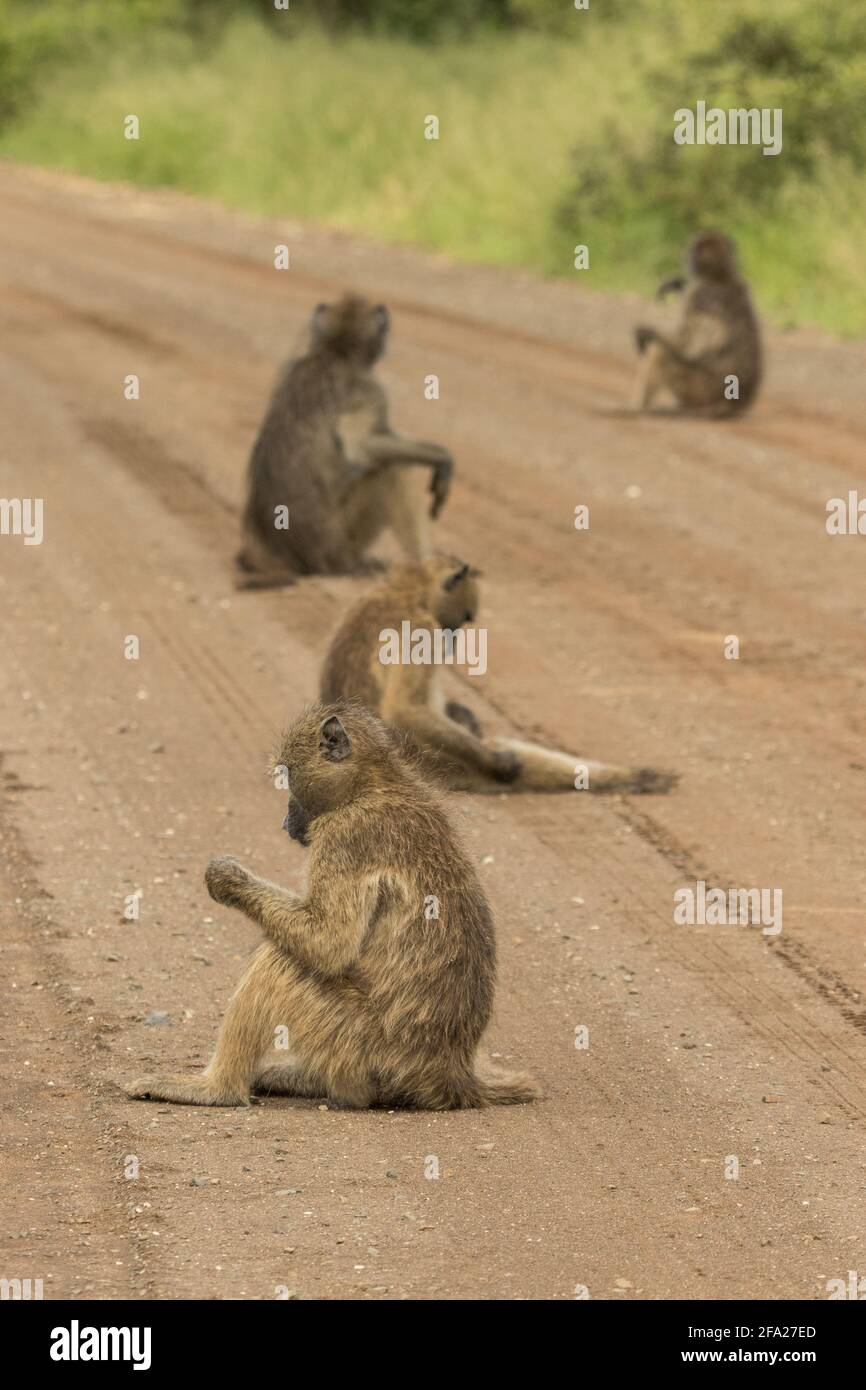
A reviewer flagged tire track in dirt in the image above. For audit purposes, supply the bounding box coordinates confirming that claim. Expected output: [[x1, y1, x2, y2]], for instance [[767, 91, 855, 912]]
[[0, 777, 143, 1299]]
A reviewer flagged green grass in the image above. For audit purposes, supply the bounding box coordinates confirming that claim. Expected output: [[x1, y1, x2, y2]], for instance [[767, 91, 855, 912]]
[[1, 6, 865, 335]]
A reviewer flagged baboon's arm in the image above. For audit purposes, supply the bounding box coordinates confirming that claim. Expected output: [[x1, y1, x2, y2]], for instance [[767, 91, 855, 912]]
[[337, 401, 451, 473], [338, 429, 453, 518], [381, 667, 495, 775], [649, 330, 734, 368], [656, 275, 688, 299], [205, 857, 377, 977], [358, 432, 452, 469], [389, 705, 517, 781], [358, 433, 453, 515]]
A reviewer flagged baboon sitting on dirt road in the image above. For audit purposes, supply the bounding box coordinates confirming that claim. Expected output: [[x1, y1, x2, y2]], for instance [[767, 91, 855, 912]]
[[633, 230, 762, 417], [319, 557, 677, 794], [127, 703, 539, 1110], [236, 295, 454, 587]]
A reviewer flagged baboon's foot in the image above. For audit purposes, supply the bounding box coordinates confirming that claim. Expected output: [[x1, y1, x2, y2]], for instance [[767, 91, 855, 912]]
[[253, 1065, 324, 1099], [324, 1080, 374, 1110], [352, 557, 387, 576], [588, 765, 679, 795], [126, 1074, 249, 1107], [446, 700, 483, 738], [234, 571, 297, 591], [625, 766, 680, 795]]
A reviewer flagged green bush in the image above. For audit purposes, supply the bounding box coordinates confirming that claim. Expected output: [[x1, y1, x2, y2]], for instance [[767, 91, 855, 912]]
[[557, 0, 866, 285]]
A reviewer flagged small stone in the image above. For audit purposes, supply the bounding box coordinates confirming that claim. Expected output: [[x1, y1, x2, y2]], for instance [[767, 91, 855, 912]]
[[144, 1011, 170, 1026]]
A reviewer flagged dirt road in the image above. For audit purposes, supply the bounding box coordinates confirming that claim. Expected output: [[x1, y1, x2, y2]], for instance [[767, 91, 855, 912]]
[[1, 162, 865, 1301]]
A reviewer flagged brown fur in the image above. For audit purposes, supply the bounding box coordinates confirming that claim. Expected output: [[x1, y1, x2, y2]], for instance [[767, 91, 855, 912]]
[[126, 703, 539, 1110], [319, 558, 677, 794], [633, 231, 762, 417], [236, 295, 453, 588]]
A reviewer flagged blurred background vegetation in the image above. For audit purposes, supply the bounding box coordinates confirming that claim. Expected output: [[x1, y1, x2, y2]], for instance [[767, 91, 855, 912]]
[[1, 0, 864, 333]]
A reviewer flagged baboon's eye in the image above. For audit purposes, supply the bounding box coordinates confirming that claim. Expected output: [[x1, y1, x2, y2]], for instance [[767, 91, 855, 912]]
[[443, 562, 469, 592]]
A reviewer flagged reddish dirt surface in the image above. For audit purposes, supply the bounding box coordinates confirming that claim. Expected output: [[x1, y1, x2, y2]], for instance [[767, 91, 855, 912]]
[[1, 162, 865, 1301]]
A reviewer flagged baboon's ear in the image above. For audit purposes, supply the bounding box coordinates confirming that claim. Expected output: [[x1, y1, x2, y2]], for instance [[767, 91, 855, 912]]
[[443, 562, 469, 592], [374, 303, 390, 331], [311, 302, 330, 333], [319, 715, 351, 762]]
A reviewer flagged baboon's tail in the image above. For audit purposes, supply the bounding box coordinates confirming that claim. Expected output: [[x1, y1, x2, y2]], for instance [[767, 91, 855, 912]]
[[464, 1065, 542, 1107], [487, 737, 678, 795]]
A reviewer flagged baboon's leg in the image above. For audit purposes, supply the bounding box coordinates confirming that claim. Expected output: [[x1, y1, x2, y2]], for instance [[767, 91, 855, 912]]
[[660, 357, 719, 412], [234, 530, 298, 591], [633, 340, 666, 410], [637, 335, 721, 413], [342, 468, 431, 563], [128, 943, 374, 1108], [383, 467, 432, 560], [341, 471, 390, 562], [486, 736, 678, 795]]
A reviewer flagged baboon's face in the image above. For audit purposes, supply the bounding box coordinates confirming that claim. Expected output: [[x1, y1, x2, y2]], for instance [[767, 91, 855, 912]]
[[690, 232, 735, 278], [432, 559, 481, 629], [311, 296, 390, 365], [277, 704, 393, 816]]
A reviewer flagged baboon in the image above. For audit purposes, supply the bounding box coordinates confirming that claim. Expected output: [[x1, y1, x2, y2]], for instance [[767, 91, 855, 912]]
[[126, 703, 539, 1110], [633, 231, 762, 416], [236, 295, 454, 588], [319, 556, 676, 794]]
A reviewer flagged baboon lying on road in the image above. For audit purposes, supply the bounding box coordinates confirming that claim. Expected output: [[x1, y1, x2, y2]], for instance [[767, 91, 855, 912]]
[[127, 703, 539, 1110], [236, 295, 453, 588], [633, 231, 762, 416], [319, 556, 676, 794]]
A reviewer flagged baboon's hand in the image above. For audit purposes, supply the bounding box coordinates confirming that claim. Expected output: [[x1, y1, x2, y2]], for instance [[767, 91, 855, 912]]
[[205, 855, 253, 906], [634, 325, 657, 355], [446, 700, 483, 738], [429, 452, 453, 519], [490, 749, 522, 784], [656, 276, 687, 300]]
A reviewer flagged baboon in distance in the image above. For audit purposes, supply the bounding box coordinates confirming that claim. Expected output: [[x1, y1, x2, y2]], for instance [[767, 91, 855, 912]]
[[127, 703, 539, 1110], [319, 556, 676, 794], [633, 230, 762, 416], [236, 295, 454, 588]]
